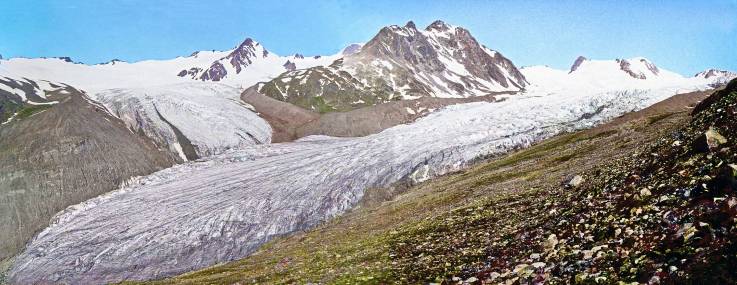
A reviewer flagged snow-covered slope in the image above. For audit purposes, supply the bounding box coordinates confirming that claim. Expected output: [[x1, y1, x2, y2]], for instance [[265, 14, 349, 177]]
[[8, 80, 714, 284], [92, 83, 272, 161], [0, 38, 339, 93], [521, 56, 732, 93]]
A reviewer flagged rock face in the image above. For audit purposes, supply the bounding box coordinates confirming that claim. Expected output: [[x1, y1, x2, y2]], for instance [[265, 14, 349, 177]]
[[0, 86, 176, 262], [255, 20, 528, 112]]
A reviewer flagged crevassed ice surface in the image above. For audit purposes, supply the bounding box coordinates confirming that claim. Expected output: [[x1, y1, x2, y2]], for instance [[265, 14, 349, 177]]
[[92, 83, 272, 159], [9, 84, 709, 284]]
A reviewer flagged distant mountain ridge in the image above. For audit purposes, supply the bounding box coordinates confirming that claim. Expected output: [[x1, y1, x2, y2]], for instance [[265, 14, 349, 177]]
[[176, 38, 341, 83], [523, 56, 737, 92]]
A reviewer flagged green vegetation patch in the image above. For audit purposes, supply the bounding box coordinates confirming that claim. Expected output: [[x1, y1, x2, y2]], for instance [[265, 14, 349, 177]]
[[15, 104, 52, 120]]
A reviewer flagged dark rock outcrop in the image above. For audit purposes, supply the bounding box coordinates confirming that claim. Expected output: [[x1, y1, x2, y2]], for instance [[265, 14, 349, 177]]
[[283, 60, 296, 71], [200, 61, 227, 81], [569, 56, 588, 73], [617, 59, 647, 79], [177, 67, 202, 78]]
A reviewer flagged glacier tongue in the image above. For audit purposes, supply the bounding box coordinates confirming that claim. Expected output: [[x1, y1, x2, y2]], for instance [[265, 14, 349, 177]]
[[8, 83, 711, 284]]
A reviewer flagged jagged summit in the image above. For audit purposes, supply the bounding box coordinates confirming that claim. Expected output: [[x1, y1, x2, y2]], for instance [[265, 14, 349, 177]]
[[404, 20, 416, 29], [175, 36, 340, 82], [357, 19, 528, 89], [225, 37, 265, 74], [426, 20, 452, 31], [176, 37, 270, 81]]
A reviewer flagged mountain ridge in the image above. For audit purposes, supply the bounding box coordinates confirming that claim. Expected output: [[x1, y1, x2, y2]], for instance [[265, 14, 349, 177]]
[[253, 20, 529, 113]]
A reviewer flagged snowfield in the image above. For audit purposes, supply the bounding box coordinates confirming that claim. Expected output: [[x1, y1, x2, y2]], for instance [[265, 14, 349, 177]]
[[8, 78, 713, 283], [0, 47, 339, 93]]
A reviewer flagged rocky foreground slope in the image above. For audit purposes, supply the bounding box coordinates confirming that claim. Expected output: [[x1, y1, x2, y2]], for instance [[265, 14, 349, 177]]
[[138, 80, 736, 284]]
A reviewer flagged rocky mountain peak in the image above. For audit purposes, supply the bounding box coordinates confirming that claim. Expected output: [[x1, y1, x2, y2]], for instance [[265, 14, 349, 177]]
[[404, 21, 417, 30], [236, 38, 256, 50], [426, 20, 451, 32], [257, 20, 528, 113], [569, 56, 588, 73], [360, 21, 443, 70], [226, 38, 262, 74]]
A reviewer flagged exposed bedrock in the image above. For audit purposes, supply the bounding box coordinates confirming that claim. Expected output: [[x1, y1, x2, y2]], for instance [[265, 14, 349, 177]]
[[0, 88, 176, 262]]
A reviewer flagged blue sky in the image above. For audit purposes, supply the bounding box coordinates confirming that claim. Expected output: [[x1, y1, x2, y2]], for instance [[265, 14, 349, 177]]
[[1, 0, 735, 75]]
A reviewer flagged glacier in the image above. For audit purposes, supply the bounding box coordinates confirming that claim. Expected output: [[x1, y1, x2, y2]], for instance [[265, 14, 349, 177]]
[[92, 83, 272, 160], [7, 82, 710, 284]]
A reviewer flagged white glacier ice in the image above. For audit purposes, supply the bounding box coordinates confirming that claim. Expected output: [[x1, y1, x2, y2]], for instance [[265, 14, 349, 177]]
[[8, 79, 713, 283]]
